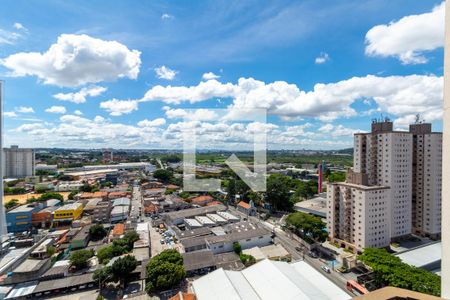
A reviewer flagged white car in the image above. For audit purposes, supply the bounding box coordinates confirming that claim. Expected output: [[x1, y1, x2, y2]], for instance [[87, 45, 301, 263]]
[[321, 265, 331, 273]]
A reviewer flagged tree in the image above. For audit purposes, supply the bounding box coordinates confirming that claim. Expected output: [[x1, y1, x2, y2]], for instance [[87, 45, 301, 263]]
[[358, 248, 440, 296], [326, 172, 346, 183], [285, 212, 327, 242], [233, 242, 241, 254], [153, 169, 173, 182], [124, 230, 140, 246], [68, 190, 78, 200], [110, 255, 138, 287], [90, 224, 107, 241], [39, 192, 64, 201], [4, 199, 19, 210], [47, 246, 56, 257], [70, 249, 94, 270], [93, 267, 112, 288], [146, 249, 186, 293], [265, 174, 295, 211], [226, 178, 236, 204]]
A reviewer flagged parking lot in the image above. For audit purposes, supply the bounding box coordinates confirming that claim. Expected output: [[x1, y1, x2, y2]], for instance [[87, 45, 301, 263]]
[[149, 223, 183, 257]]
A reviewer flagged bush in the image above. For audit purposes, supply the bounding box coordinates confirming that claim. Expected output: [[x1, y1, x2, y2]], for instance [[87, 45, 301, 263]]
[[239, 254, 256, 267], [233, 242, 241, 254], [4, 199, 19, 210], [90, 224, 107, 241], [39, 192, 64, 202]]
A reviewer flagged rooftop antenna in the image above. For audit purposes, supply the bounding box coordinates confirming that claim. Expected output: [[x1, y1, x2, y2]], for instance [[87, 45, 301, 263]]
[[415, 114, 421, 124]]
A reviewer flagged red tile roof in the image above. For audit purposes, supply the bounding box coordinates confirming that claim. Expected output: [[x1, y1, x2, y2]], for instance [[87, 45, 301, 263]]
[[169, 292, 196, 300], [206, 201, 222, 206], [238, 201, 251, 209], [112, 223, 125, 236], [190, 195, 214, 204]]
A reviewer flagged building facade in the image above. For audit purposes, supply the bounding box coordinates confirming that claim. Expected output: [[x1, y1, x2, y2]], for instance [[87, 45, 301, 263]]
[[327, 120, 442, 252], [3, 145, 35, 178]]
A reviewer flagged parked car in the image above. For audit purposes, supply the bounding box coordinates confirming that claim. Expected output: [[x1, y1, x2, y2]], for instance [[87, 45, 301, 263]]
[[321, 265, 331, 273], [160, 239, 165, 244], [308, 251, 319, 258]]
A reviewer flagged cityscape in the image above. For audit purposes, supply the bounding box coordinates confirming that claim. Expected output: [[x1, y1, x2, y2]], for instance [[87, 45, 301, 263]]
[[0, 1, 449, 300]]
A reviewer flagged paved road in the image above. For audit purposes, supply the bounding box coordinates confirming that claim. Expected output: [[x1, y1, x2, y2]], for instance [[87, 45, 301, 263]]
[[228, 206, 353, 296], [156, 158, 165, 169]]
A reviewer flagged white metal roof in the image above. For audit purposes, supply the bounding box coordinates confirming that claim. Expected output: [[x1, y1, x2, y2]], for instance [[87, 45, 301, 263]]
[[192, 259, 350, 300], [396, 241, 441, 268]]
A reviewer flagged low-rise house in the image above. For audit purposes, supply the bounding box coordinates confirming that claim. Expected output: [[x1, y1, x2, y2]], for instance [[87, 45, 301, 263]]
[[144, 203, 159, 217], [110, 223, 125, 240], [182, 236, 209, 253], [3, 258, 52, 285], [92, 201, 111, 223], [110, 205, 129, 223], [112, 197, 131, 207], [41, 260, 70, 280], [30, 238, 55, 259], [190, 195, 215, 207], [242, 244, 291, 262], [83, 198, 103, 215], [108, 191, 129, 200], [71, 225, 91, 249], [237, 200, 257, 216], [32, 206, 57, 229], [6, 204, 41, 233]]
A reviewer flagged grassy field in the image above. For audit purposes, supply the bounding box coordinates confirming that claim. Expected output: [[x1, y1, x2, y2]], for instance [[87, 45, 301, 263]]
[[4, 192, 71, 204]]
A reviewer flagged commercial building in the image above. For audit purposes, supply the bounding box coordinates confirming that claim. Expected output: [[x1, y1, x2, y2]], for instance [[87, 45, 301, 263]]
[[162, 205, 226, 226], [53, 202, 84, 224], [242, 244, 291, 262], [2, 145, 35, 178], [71, 225, 91, 249], [92, 201, 112, 223], [6, 205, 41, 233], [327, 120, 442, 252], [294, 193, 327, 218], [192, 259, 349, 300], [206, 227, 272, 254], [110, 205, 129, 223], [32, 206, 57, 229], [3, 258, 51, 285]]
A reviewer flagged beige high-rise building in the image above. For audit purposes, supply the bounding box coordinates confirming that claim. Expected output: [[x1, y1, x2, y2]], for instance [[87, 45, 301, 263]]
[[327, 119, 442, 253], [2, 145, 35, 178]]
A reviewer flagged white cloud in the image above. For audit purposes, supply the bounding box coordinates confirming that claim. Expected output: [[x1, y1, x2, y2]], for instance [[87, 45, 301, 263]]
[[0, 29, 22, 45], [137, 118, 166, 127], [154, 66, 177, 80], [138, 75, 443, 122], [15, 106, 34, 113], [53, 85, 107, 104], [318, 124, 364, 137], [45, 106, 67, 114], [1, 34, 141, 87], [315, 52, 330, 64], [99, 99, 139, 116], [3, 111, 18, 118], [202, 72, 220, 80], [13, 23, 27, 31], [164, 108, 218, 121], [365, 2, 444, 64], [74, 110, 83, 115], [161, 14, 174, 20]]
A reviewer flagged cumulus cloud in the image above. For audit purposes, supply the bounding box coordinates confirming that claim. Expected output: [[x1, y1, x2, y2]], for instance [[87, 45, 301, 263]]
[[161, 14, 174, 20], [164, 108, 219, 121], [100, 99, 139, 116], [3, 111, 18, 118], [74, 110, 83, 116], [318, 124, 364, 137], [53, 85, 107, 104], [0, 34, 141, 87], [13, 23, 27, 31], [45, 106, 67, 114], [15, 106, 34, 113], [154, 66, 177, 80], [202, 72, 220, 80], [137, 118, 166, 127], [315, 52, 330, 64], [137, 75, 442, 122], [365, 2, 444, 64]]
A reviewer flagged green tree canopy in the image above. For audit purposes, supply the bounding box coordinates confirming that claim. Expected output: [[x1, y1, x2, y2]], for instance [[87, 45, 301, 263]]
[[39, 192, 64, 201], [146, 249, 186, 293], [90, 224, 107, 241], [358, 248, 440, 296], [70, 249, 94, 270], [110, 255, 138, 286], [93, 266, 112, 288], [153, 169, 174, 183], [4, 199, 19, 210], [326, 172, 346, 183], [285, 211, 327, 242], [265, 174, 296, 211], [233, 242, 241, 254]]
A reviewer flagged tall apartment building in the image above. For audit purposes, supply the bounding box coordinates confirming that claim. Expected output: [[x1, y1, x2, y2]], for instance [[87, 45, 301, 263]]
[[2, 145, 35, 178], [327, 119, 442, 253]]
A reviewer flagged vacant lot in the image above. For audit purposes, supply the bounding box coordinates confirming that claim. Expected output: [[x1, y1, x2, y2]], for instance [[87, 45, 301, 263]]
[[4, 192, 71, 204]]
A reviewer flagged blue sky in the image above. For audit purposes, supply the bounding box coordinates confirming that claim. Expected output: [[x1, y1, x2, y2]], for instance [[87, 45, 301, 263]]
[[0, 0, 445, 149]]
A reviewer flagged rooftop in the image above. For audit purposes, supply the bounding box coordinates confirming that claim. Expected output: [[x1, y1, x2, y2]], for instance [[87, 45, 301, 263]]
[[162, 205, 226, 221], [237, 201, 250, 209], [182, 250, 215, 272], [395, 241, 441, 270], [8, 205, 38, 214], [56, 202, 83, 211], [353, 286, 442, 300], [206, 227, 270, 245], [294, 196, 327, 218], [113, 197, 131, 207], [192, 259, 349, 300]]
